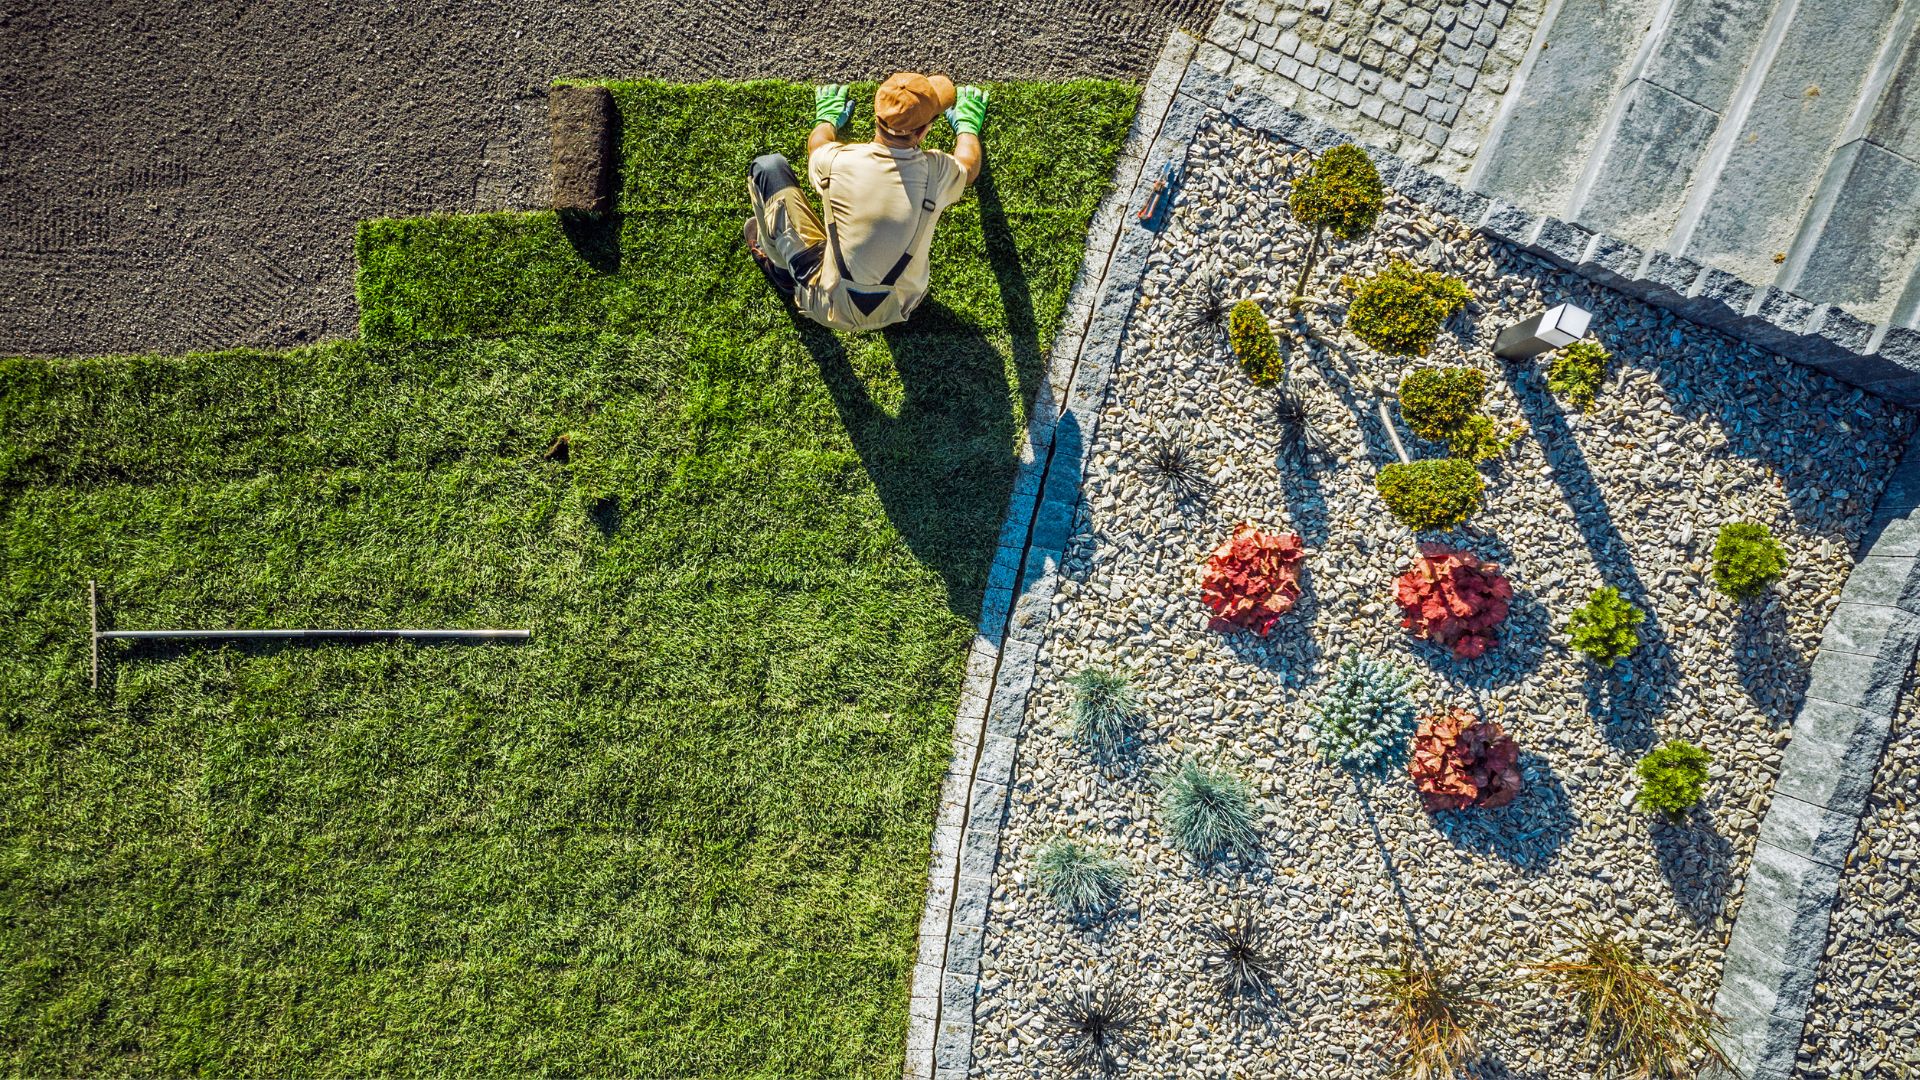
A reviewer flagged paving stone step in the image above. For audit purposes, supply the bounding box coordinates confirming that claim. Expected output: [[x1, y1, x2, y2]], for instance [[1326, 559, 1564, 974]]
[[1566, 0, 1786, 245], [1468, 0, 1666, 213], [1777, 14, 1920, 324], [1672, 0, 1907, 288]]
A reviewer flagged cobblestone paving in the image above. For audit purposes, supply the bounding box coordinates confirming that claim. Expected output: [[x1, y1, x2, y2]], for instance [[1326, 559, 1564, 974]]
[[1205, 0, 1545, 177]]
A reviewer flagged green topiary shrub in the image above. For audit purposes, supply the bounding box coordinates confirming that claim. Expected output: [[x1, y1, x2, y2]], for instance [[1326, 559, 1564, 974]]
[[1345, 261, 1473, 357], [1161, 760, 1261, 860], [1289, 143, 1385, 303], [1228, 299, 1285, 385], [1376, 458, 1483, 530], [1712, 521, 1786, 599], [1033, 838, 1132, 916], [1566, 586, 1644, 667], [1398, 366, 1487, 442], [1310, 655, 1418, 775], [1068, 667, 1141, 758], [1547, 340, 1611, 411], [1398, 366, 1519, 463], [1633, 740, 1712, 820], [1445, 414, 1521, 463]]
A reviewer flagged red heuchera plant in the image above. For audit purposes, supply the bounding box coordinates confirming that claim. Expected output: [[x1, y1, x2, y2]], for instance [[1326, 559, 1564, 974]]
[[1409, 708, 1524, 811], [1394, 544, 1513, 659], [1200, 524, 1306, 635]]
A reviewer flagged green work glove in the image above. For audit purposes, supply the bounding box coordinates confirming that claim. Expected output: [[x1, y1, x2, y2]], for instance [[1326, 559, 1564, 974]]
[[813, 84, 854, 131], [945, 85, 988, 136]]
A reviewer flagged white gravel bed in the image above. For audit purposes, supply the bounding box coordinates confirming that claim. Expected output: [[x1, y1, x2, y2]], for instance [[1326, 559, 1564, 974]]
[[1793, 663, 1920, 1080], [968, 115, 1915, 1079]]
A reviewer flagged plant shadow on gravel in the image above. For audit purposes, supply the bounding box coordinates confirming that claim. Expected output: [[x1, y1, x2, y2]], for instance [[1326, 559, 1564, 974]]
[[1480, 248, 1864, 536], [1651, 809, 1735, 927], [1492, 358, 1678, 749], [1425, 752, 1576, 871], [1733, 596, 1808, 728], [1219, 562, 1326, 689]]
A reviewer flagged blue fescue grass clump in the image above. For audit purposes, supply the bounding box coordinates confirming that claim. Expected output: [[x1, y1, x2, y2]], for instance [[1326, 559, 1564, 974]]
[[1032, 839, 1132, 916], [1311, 655, 1418, 775], [1161, 760, 1261, 860], [0, 78, 1139, 1077], [1069, 667, 1141, 757]]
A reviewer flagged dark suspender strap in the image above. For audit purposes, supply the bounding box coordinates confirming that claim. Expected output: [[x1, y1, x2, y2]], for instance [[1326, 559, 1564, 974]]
[[826, 156, 940, 289], [880, 250, 912, 286], [828, 222, 852, 279]]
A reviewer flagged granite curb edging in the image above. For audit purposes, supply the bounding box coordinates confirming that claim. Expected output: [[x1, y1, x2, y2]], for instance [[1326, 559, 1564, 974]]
[[914, 37, 1920, 1078], [902, 30, 1208, 1080], [1705, 427, 1920, 1080]]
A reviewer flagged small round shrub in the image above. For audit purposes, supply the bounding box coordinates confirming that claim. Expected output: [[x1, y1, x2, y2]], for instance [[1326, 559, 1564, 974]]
[[1548, 340, 1610, 411], [1345, 261, 1473, 357], [1712, 521, 1786, 599], [1310, 655, 1418, 775], [1398, 366, 1487, 443], [1033, 839, 1132, 916], [1161, 760, 1261, 860], [1446, 414, 1521, 463], [1290, 143, 1386, 241], [1633, 740, 1712, 820], [1068, 668, 1141, 758], [1566, 586, 1645, 667], [1376, 458, 1483, 530], [1228, 299, 1285, 386]]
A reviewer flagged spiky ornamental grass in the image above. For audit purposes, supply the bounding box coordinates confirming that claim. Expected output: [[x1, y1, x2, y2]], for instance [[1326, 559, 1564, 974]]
[[1032, 839, 1132, 917], [1202, 902, 1284, 1003], [1311, 655, 1419, 775], [1161, 760, 1262, 860], [1529, 929, 1731, 1080], [1182, 271, 1230, 343], [1365, 943, 1496, 1080], [1068, 667, 1142, 758], [1048, 981, 1146, 1075], [1272, 385, 1327, 471], [1139, 434, 1210, 502]]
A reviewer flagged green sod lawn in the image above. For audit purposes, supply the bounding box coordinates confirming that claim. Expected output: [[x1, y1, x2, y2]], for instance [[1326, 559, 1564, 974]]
[[0, 81, 1134, 1075]]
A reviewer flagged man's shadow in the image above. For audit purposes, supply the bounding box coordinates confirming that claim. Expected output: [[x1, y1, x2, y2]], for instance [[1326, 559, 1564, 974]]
[[786, 165, 1050, 619]]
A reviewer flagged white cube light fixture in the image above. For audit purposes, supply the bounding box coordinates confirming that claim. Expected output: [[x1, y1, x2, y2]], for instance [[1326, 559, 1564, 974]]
[[1493, 303, 1592, 360]]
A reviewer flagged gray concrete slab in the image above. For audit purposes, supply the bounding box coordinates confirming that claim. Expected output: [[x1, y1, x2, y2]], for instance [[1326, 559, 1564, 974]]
[[1471, 0, 1663, 212], [1573, 78, 1721, 244], [1786, 140, 1920, 324], [1677, 0, 1904, 286]]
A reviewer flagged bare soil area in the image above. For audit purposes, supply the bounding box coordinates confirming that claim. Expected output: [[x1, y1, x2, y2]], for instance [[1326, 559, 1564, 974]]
[[0, 0, 1216, 357]]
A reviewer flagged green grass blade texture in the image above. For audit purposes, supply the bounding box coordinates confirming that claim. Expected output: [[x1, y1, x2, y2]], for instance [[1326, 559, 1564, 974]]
[[1, 78, 1137, 1075]]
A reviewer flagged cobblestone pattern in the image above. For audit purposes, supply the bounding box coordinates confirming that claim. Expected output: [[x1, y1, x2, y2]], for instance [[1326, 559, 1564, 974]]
[[1205, 0, 1546, 177]]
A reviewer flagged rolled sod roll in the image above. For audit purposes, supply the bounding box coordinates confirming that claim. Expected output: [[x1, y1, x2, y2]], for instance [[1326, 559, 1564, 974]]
[[550, 84, 614, 214]]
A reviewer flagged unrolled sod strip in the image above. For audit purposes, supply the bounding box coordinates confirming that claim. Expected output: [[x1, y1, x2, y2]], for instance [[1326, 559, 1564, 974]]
[[88, 581, 528, 688]]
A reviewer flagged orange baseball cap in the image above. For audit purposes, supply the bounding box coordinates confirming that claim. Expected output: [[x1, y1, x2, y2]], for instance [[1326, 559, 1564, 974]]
[[874, 72, 956, 133]]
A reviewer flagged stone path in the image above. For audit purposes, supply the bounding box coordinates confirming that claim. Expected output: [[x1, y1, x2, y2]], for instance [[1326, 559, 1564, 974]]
[[1207, 0, 1545, 173]]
